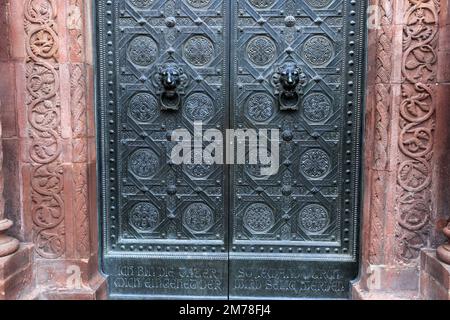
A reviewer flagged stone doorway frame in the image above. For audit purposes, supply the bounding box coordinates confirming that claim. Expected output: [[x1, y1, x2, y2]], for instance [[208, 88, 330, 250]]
[[0, 0, 449, 299]]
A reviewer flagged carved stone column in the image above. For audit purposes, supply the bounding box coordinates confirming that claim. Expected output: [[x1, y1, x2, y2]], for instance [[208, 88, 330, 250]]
[[353, 0, 442, 299], [437, 224, 450, 264], [0, 109, 19, 257], [18, 0, 106, 299]]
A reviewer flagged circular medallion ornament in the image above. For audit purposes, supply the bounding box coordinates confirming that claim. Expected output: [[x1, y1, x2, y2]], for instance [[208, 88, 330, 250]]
[[185, 164, 214, 179], [302, 93, 332, 122], [129, 93, 158, 122], [246, 93, 275, 122], [186, 0, 211, 8], [29, 27, 58, 60], [301, 35, 334, 66], [300, 149, 331, 179], [184, 149, 214, 178], [129, 0, 154, 8], [243, 203, 275, 234], [247, 36, 276, 66], [304, 0, 333, 8], [183, 36, 214, 66], [127, 36, 158, 67], [298, 204, 329, 234], [129, 149, 159, 178], [184, 93, 215, 122], [129, 202, 159, 231], [398, 159, 431, 192], [398, 201, 429, 231], [249, 0, 275, 8], [183, 203, 214, 233]]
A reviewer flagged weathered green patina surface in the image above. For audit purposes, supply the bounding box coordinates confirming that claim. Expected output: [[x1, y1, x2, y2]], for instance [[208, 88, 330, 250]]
[[96, 0, 367, 299]]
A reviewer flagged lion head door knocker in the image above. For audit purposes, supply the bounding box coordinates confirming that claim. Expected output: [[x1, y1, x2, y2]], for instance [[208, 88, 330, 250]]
[[272, 62, 307, 111], [155, 63, 188, 111]]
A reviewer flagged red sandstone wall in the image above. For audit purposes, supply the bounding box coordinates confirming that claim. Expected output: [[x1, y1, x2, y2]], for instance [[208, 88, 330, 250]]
[[0, 0, 105, 299], [355, 0, 450, 298], [0, 0, 449, 300]]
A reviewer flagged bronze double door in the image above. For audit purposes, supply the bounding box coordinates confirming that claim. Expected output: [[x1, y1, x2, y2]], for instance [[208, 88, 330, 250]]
[[96, 0, 366, 299]]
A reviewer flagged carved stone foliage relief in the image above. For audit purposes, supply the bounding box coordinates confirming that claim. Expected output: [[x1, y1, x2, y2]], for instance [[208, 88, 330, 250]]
[[24, 0, 64, 259]]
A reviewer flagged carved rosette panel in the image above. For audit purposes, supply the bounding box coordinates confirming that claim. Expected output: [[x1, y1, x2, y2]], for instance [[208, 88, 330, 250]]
[[231, 0, 365, 258], [24, 0, 65, 259], [396, 0, 439, 263]]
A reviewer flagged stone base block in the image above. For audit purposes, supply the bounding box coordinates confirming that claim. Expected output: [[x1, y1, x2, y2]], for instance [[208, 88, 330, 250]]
[[39, 270, 107, 300], [0, 219, 19, 257], [420, 249, 450, 300], [34, 255, 107, 300], [352, 282, 419, 300], [40, 274, 107, 300], [351, 264, 420, 300], [0, 244, 35, 300]]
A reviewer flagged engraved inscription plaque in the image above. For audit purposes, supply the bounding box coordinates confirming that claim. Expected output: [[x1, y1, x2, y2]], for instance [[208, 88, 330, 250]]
[[96, 0, 367, 299]]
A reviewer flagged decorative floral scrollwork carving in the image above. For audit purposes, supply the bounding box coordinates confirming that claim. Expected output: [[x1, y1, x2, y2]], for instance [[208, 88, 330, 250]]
[[25, 0, 64, 259], [396, 0, 439, 263]]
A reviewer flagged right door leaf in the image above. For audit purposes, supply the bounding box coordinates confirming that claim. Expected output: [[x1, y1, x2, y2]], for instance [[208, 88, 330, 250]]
[[229, 0, 367, 299]]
